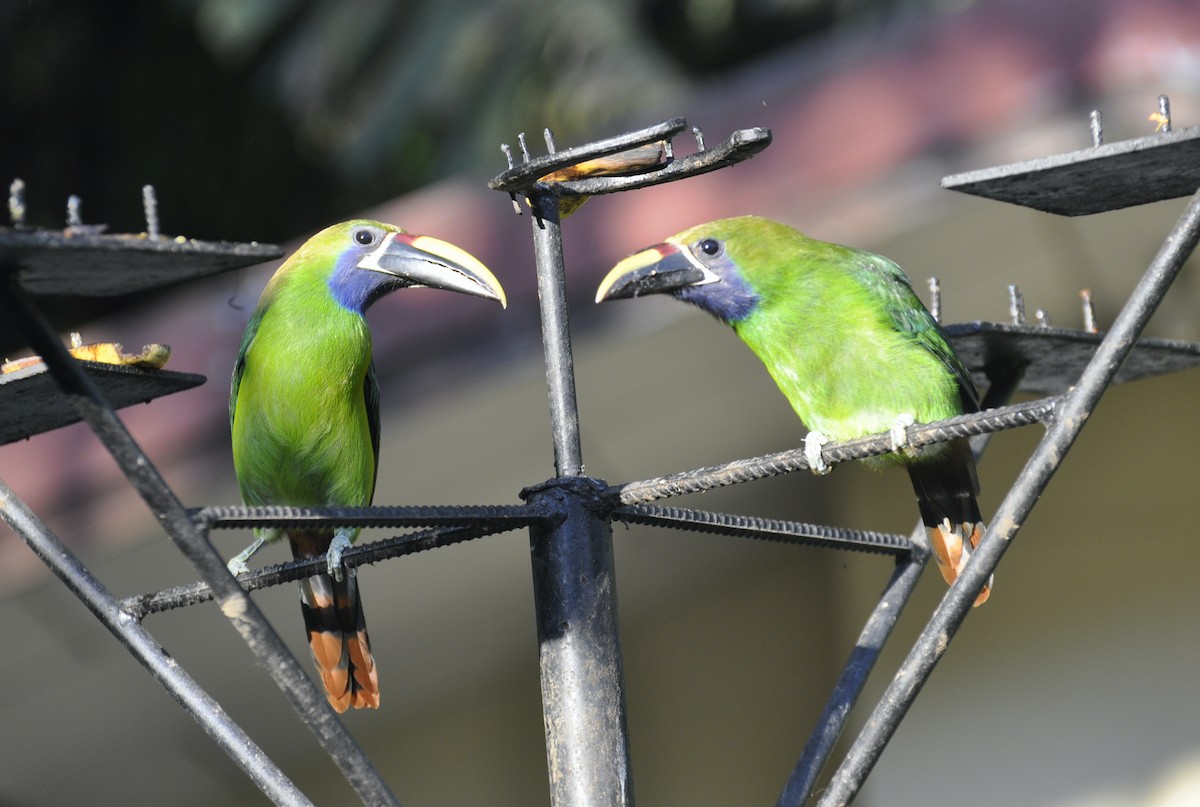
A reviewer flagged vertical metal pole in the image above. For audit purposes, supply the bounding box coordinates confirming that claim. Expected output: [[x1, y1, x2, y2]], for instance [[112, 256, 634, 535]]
[[817, 186, 1200, 807], [525, 193, 634, 805], [525, 478, 633, 807], [529, 195, 585, 477], [2, 280, 400, 807], [0, 479, 313, 807]]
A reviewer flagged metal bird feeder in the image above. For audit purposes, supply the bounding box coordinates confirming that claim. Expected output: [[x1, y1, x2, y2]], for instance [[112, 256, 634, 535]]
[[0, 108, 1198, 807]]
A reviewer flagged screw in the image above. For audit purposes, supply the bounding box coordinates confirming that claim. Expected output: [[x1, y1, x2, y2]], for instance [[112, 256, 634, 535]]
[[1149, 94, 1172, 133], [1080, 288, 1097, 333], [1007, 284, 1025, 326], [142, 184, 160, 239], [927, 276, 941, 323], [67, 195, 83, 229], [8, 178, 25, 226]]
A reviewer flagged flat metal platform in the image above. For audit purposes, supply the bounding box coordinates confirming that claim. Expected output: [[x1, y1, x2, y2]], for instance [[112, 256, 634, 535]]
[[946, 321, 1200, 394], [0, 360, 205, 444], [941, 126, 1200, 215], [0, 228, 283, 296]]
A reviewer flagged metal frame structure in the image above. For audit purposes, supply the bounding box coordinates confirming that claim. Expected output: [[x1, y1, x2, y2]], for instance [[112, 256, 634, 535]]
[[1, 111, 1198, 806]]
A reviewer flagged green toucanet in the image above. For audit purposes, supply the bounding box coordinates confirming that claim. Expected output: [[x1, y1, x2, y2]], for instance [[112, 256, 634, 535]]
[[230, 219, 506, 711], [597, 215, 990, 606]]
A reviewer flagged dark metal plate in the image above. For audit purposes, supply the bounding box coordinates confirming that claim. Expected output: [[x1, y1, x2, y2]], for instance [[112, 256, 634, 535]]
[[0, 228, 284, 296], [0, 360, 205, 444], [941, 126, 1200, 216], [946, 321, 1200, 395]]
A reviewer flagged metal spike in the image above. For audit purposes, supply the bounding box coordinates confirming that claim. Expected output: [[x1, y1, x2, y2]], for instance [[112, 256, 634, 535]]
[[1007, 284, 1026, 325], [692, 126, 706, 151], [1035, 308, 1051, 328], [1157, 94, 1171, 133], [67, 195, 83, 229], [1090, 110, 1103, 147], [544, 128, 557, 154], [927, 277, 941, 323], [142, 184, 160, 239], [8, 178, 25, 225], [500, 144, 522, 215], [518, 132, 530, 161], [1080, 288, 1097, 333]]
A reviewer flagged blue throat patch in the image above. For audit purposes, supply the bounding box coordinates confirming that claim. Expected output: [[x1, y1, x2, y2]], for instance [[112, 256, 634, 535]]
[[329, 251, 400, 314], [675, 268, 759, 324]]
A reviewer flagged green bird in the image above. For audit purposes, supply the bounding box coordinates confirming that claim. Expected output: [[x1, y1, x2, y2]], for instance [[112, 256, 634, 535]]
[[229, 219, 506, 711], [596, 215, 990, 606]]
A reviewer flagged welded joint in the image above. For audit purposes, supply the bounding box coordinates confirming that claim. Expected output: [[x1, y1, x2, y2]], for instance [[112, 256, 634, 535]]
[[520, 475, 611, 524]]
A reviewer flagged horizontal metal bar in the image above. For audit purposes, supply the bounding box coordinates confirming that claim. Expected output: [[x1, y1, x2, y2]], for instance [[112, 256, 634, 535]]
[[0, 476, 313, 807], [191, 503, 549, 530], [124, 522, 523, 619], [612, 505, 912, 556], [606, 395, 1061, 506]]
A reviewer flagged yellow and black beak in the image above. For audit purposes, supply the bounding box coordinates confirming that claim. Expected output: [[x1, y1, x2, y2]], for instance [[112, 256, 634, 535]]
[[359, 232, 506, 308], [595, 242, 711, 303]]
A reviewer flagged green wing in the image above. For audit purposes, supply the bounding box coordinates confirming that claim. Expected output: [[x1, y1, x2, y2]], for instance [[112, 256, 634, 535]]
[[855, 252, 980, 412], [229, 306, 266, 431]]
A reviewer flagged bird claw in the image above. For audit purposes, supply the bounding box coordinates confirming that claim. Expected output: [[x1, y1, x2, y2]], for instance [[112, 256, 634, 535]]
[[889, 413, 918, 457], [327, 530, 355, 583], [804, 431, 831, 476], [226, 534, 267, 577]]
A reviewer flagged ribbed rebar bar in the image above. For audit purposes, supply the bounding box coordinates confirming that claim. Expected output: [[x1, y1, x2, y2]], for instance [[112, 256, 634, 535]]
[[192, 503, 547, 530], [123, 522, 526, 619], [607, 396, 1060, 506], [612, 505, 912, 556]]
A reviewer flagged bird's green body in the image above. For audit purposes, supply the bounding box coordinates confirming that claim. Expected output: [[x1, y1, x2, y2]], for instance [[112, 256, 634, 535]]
[[231, 251, 379, 516], [598, 215, 990, 605], [230, 219, 505, 710], [707, 220, 972, 452]]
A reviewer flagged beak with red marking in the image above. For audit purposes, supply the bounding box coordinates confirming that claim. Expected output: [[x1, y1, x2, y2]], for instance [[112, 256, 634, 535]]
[[359, 231, 506, 308]]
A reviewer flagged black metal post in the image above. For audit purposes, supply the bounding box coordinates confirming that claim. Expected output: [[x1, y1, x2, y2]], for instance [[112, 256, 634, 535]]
[[0, 477, 312, 807], [524, 193, 633, 805], [2, 280, 400, 807], [817, 185, 1200, 806], [530, 195, 585, 476], [524, 478, 633, 807]]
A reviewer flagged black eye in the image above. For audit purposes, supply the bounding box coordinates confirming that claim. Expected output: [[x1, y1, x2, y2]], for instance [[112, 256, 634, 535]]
[[353, 229, 376, 246], [698, 238, 722, 257]]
